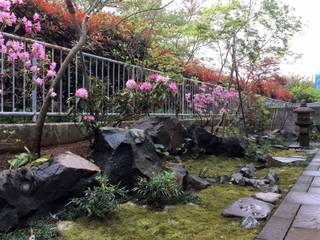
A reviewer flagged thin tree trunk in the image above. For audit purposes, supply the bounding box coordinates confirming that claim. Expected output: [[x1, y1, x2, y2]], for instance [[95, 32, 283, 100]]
[[32, 17, 89, 156]]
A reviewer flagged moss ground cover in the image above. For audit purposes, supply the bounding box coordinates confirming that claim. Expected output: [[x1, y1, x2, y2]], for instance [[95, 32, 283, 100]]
[[61, 153, 305, 240]]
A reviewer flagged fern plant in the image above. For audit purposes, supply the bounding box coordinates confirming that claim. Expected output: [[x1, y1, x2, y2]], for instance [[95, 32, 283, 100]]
[[133, 171, 198, 208], [63, 175, 127, 220]]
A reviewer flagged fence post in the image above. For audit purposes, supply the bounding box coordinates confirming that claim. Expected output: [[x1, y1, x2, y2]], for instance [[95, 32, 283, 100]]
[[32, 57, 37, 122]]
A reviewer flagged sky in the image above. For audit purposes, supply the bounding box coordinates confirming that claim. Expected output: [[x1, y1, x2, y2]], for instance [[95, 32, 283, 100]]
[[164, 0, 320, 79], [280, 0, 320, 78]]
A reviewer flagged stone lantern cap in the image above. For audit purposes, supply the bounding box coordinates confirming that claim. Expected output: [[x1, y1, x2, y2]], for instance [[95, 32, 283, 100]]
[[294, 100, 315, 114]]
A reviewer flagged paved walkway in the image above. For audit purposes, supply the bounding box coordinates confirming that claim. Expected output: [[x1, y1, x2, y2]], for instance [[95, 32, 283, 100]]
[[257, 151, 320, 240]]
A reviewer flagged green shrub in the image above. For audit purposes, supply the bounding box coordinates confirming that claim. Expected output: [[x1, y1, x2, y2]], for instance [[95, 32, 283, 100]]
[[291, 83, 320, 103], [62, 175, 127, 220], [8, 148, 37, 169], [133, 171, 199, 208], [0, 221, 59, 240]]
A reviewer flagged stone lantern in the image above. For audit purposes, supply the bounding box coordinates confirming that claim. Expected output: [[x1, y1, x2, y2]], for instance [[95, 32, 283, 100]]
[[294, 100, 314, 148]]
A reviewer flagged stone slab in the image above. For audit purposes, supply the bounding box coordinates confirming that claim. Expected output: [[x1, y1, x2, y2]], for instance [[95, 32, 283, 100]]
[[290, 183, 310, 192], [256, 216, 292, 240], [308, 187, 320, 194], [296, 175, 313, 184], [311, 177, 320, 187], [272, 201, 300, 220], [273, 157, 306, 164], [286, 192, 320, 206], [285, 228, 320, 240], [303, 171, 320, 177], [292, 205, 320, 230]]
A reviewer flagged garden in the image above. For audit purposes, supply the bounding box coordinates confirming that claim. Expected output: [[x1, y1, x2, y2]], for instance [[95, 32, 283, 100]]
[[0, 0, 320, 240]]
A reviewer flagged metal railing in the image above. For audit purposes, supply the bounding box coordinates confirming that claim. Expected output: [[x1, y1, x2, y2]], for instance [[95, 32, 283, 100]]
[[0, 32, 290, 118]]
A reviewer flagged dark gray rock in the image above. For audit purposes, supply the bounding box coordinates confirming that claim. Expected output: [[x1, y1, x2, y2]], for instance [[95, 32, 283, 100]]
[[231, 173, 247, 186], [217, 175, 230, 184], [171, 164, 189, 189], [246, 178, 270, 189], [187, 124, 221, 155], [92, 127, 163, 187], [238, 163, 256, 178], [266, 169, 280, 185], [187, 124, 245, 157], [223, 197, 274, 219], [0, 152, 100, 232], [132, 117, 188, 154], [241, 215, 260, 229], [187, 175, 211, 190]]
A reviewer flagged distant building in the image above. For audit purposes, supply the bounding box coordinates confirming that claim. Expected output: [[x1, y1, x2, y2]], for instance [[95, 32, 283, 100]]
[[316, 70, 320, 89]]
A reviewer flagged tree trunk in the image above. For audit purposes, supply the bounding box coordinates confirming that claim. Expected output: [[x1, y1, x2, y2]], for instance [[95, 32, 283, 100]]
[[32, 17, 89, 156]]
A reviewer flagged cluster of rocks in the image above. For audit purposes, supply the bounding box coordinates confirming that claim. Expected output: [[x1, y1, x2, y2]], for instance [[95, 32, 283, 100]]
[[0, 152, 100, 232], [171, 164, 215, 191], [92, 117, 245, 187], [230, 164, 282, 193], [222, 163, 282, 229]]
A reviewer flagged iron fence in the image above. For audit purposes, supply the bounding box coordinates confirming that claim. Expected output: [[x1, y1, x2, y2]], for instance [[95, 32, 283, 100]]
[[0, 32, 290, 119]]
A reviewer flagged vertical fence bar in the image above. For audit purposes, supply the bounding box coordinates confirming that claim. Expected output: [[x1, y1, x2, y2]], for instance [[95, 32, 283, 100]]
[[12, 61, 15, 112], [0, 52, 3, 112]]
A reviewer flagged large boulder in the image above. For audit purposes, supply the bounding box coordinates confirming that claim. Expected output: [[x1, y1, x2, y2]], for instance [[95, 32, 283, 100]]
[[92, 127, 163, 187], [187, 124, 245, 157], [187, 124, 221, 155], [0, 152, 100, 232], [132, 117, 188, 153]]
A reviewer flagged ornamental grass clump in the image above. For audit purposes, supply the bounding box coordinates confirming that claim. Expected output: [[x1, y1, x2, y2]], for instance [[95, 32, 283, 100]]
[[62, 175, 127, 220], [133, 171, 199, 209]]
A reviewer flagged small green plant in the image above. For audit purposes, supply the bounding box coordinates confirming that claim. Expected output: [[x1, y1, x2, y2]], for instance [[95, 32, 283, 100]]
[[0, 221, 59, 240], [175, 137, 193, 155], [8, 147, 38, 169], [198, 167, 210, 178], [154, 144, 170, 157], [62, 175, 127, 220], [133, 171, 199, 208]]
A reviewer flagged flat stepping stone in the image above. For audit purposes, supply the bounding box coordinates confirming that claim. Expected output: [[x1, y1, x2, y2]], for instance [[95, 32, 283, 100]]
[[273, 156, 306, 164], [287, 192, 320, 206], [292, 205, 320, 230], [223, 197, 273, 219], [254, 192, 282, 204]]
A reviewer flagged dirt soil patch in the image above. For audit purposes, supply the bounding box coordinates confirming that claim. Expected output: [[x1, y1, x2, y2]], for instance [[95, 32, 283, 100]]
[[0, 141, 91, 171]]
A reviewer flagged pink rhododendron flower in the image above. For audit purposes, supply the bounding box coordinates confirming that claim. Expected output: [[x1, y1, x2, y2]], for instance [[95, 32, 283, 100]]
[[156, 75, 169, 82], [126, 79, 137, 90], [33, 77, 43, 86], [47, 70, 56, 77], [34, 21, 41, 32], [49, 61, 56, 70], [0, 0, 11, 11], [49, 88, 56, 97], [31, 42, 45, 59], [168, 82, 178, 95], [30, 65, 39, 72], [24, 60, 31, 68], [139, 82, 153, 91], [149, 73, 159, 81], [83, 115, 95, 122], [75, 88, 88, 99], [33, 12, 40, 21]]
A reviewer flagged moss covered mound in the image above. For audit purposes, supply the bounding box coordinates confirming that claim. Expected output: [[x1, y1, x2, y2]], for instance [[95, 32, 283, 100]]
[[61, 156, 304, 240]]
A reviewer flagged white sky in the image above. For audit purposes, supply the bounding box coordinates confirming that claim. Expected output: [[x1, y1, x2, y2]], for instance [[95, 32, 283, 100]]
[[163, 0, 318, 78], [280, 0, 320, 78]]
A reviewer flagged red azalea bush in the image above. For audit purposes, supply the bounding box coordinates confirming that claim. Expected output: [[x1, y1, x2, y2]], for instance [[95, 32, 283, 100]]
[[9, 0, 151, 62]]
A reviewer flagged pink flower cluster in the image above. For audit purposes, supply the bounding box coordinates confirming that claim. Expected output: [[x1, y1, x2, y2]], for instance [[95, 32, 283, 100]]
[[22, 13, 41, 34], [0, 0, 24, 27], [125, 76, 178, 96], [149, 73, 169, 83], [47, 62, 57, 77], [186, 84, 239, 114], [83, 115, 95, 122], [75, 88, 88, 99], [31, 42, 45, 59]]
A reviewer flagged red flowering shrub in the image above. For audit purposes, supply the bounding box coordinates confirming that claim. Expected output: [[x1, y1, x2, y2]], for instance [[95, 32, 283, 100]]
[[10, 0, 151, 62]]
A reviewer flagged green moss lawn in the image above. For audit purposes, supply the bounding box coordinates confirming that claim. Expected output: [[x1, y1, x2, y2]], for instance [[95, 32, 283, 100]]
[[61, 152, 305, 240]]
